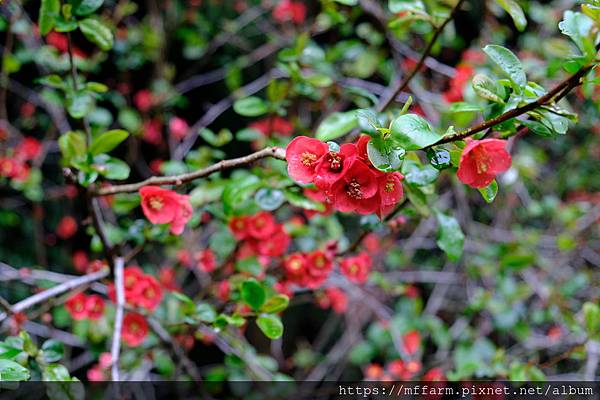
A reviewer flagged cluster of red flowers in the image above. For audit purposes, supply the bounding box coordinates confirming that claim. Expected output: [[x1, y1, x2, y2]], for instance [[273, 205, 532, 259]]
[[86, 352, 112, 382], [286, 136, 404, 216], [457, 139, 512, 188], [121, 312, 149, 347], [228, 211, 290, 257], [283, 250, 333, 288], [195, 249, 217, 272], [272, 0, 306, 24], [65, 293, 105, 321], [108, 266, 163, 311], [139, 186, 193, 235], [317, 287, 348, 313], [0, 137, 42, 182]]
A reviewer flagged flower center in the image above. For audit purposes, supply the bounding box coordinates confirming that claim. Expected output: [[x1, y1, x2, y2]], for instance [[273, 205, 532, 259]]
[[289, 259, 302, 270], [385, 181, 395, 193], [149, 196, 163, 210], [346, 179, 362, 199], [301, 152, 318, 166], [348, 263, 359, 275], [327, 152, 342, 171]]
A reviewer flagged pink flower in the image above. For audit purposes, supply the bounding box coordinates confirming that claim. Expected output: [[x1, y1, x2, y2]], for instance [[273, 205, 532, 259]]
[[457, 139, 512, 188], [272, 0, 306, 24], [169, 117, 189, 140], [139, 186, 192, 235], [285, 136, 329, 184]]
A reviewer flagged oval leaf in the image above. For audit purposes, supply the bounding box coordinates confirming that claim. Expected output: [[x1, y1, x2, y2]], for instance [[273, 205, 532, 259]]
[[79, 18, 114, 51], [483, 45, 526, 88], [233, 97, 269, 117], [316, 111, 358, 141], [390, 114, 442, 150], [241, 279, 266, 311], [257, 314, 284, 339], [89, 130, 129, 155]]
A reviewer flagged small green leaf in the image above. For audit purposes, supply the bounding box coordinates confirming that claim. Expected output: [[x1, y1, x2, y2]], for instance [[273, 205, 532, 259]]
[[241, 279, 266, 311], [257, 314, 284, 339], [195, 303, 217, 323], [478, 180, 498, 203], [403, 160, 439, 186], [255, 188, 285, 211], [435, 211, 464, 262], [472, 73, 505, 104], [39, 0, 60, 35], [495, 0, 527, 31], [261, 295, 290, 314], [92, 155, 130, 180], [0, 343, 21, 360], [58, 131, 87, 163], [85, 82, 109, 93], [41, 340, 64, 363], [583, 302, 599, 336], [283, 190, 326, 212], [42, 364, 71, 381], [0, 359, 30, 381], [448, 102, 483, 114], [233, 96, 269, 117], [66, 91, 94, 119], [522, 120, 553, 137], [316, 111, 358, 141], [367, 139, 404, 172], [72, 0, 104, 16], [558, 11, 595, 58], [426, 148, 452, 170], [89, 130, 129, 155], [483, 45, 527, 88], [78, 18, 114, 51], [390, 114, 442, 150]]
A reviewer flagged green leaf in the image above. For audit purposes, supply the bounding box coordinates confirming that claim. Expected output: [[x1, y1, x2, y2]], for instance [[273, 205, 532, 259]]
[[435, 211, 464, 262], [558, 11, 595, 58], [390, 114, 442, 150], [472, 73, 505, 104], [495, 0, 527, 31], [85, 82, 109, 93], [403, 160, 439, 186], [199, 128, 233, 147], [478, 180, 498, 203], [41, 340, 64, 363], [448, 102, 483, 114], [66, 91, 94, 119], [255, 188, 285, 211], [334, 0, 358, 5], [195, 303, 217, 323], [0, 343, 21, 360], [316, 111, 358, 141], [92, 155, 130, 180], [42, 364, 71, 381], [78, 18, 114, 51], [58, 131, 87, 163], [233, 96, 269, 117], [522, 120, 553, 137], [583, 302, 600, 336], [283, 189, 326, 212], [39, 0, 60, 35], [241, 279, 266, 311], [426, 148, 452, 170], [89, 130, 129, 155], [0, 359, 30, 381], [257, 314, 284, 339], [483, 45, 526, 88], [71, 0, 104, 16], [261, 295, 290, 314], [367, 139, 405, 172]]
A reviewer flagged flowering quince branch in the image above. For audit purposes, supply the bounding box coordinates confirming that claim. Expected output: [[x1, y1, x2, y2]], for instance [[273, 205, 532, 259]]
[[431, 52, 600, 146], [0, 268, 110, 322], [92, 146, 286, 196]]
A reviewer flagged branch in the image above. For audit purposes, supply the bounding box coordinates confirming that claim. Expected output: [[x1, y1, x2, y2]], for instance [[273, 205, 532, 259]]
[[110, 257, 125, 381], [0, 268, 110, 322], [375, 0, 466, 112], [92, 146, 286, 196], [431, 59, 598, 146]]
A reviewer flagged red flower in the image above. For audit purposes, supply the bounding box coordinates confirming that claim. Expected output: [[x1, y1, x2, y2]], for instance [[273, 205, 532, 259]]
[[0, 157, 24, 179], [286, 136, 328, 184], [303, 187, 333, 218], [306, 250, 333, 280], [402, 330, 421, 355], [85, 295, 105, 320], [250, 116, 294, 137], [65, 293, 88, 320], [356, 135, 371, 161], [136, 275, 163, 311], [72, 251, 89, 273], [158, 267, 180, 292], [457, 139, 512, 188], [247, 211, 278, 239], [251, 226, 290, 257], [217, 280, 230, 301], [169, 117, 189, 140], [142, 119, 162, 145], [378, 172, 404, 207], [57, 216, 78, 239], [139, 186, 192, 235], [15, 137, 42, 161], [340, 252, 372, 283], [314, 143, 357, 189], [423, 367, 446, 381], [364, 363, 384, 380], [284, 252, 308, 284], [121, 313, 149, 346], [195, 249, 217, 272], [134, 90, 154, 112], [330, 160, 379, 214], [272, 0, 306, 24], [228, 216, 250, 240], [443, 65, 473, 103], [318, 287, 348, 313]]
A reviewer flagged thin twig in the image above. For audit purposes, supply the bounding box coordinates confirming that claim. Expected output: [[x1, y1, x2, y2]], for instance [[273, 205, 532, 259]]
[[376, 0, 466, 112], [110, 257, 125, 381], [0, 269, 110, 322], [93, 146, 286, 196]]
